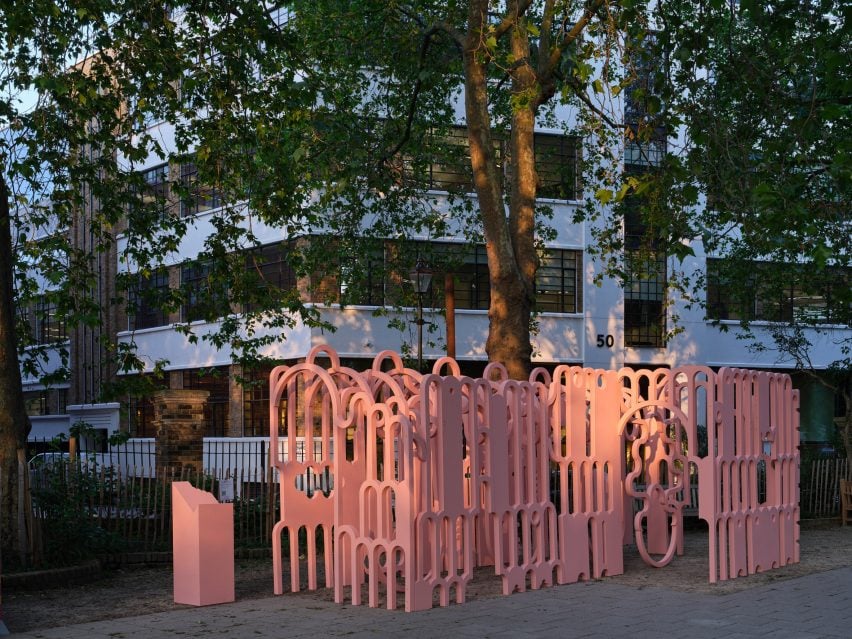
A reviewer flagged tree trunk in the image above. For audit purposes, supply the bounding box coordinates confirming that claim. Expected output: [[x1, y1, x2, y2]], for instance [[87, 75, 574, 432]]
[[0, 175, 32, 566], [842, 388, 852, 469], [463, 1, 536, 380]]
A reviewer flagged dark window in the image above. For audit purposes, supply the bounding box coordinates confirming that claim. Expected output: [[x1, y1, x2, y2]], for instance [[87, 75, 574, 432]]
[[706, 259, 752, 321], [134, 164, 170, 217], [536, 249, 583, 313], [442, 244, 491, 311], [244, 242, 298, 312], [180, 162, 223, 217], [624, 298, 666, 347], [181, 261, 228, 323], [340, 244, 389, 306], [34, 296, 66, 344], [24, 388, 69, 416], [426, 126, 476, 192], [400, 127, 580, 200], [247, 243, 297, 292], [128, 269, 171, 330], [624, 216, 666, 347], [123, 376, 168, 438], [435, 244, 583, 313], [243, 366, 287, 437], [23, 391, 48, 416], [310, 239, 583, 313], [182, 367, 230, 437], [535, 134, 582, 201], [707, 259, 850, 324], [127, 395, 156, 437]]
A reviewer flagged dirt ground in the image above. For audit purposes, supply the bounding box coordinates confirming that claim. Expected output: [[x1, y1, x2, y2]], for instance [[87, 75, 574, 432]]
[[4, 520, 851, 633]]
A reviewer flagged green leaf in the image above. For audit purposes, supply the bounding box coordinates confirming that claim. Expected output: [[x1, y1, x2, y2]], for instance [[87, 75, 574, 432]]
[[595, 188, 613, 204]]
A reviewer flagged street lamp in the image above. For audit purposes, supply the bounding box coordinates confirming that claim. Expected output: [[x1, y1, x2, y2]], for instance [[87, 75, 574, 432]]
[[409, 258, 432, 372]]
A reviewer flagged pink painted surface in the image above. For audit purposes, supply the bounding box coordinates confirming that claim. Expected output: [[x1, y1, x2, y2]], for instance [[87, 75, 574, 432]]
[[268, 346, 800, 611], [540, 366, 624, 584], [172, 481, 234, 606]]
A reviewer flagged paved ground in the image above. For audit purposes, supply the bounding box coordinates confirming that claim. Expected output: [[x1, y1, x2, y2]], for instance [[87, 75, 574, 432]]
[[8, 566, 851, 638]]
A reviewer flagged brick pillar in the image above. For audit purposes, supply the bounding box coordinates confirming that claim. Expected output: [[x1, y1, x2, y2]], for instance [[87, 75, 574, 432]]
[[152, 389, 209, 474], [228, 364, 244, 437]]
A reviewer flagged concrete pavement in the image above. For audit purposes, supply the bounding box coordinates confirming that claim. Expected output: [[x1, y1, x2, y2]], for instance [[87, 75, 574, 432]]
[[10, 567, 852, 638]]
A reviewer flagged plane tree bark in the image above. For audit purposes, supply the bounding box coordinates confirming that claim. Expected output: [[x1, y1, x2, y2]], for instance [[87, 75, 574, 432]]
[[458, 0, 607, 379], [0, 174, 32, 566]]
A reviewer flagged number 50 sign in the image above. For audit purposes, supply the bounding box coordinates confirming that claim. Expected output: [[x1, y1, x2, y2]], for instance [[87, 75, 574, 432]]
[[596, 334, 615, 348]]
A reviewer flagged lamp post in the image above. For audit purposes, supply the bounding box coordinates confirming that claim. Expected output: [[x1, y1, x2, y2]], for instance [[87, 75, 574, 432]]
[[410, 258, 432, 372]]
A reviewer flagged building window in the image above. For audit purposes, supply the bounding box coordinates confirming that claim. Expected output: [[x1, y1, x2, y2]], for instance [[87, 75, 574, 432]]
[[182, 367, 230, 437], [438, 244, 492, 311], [435, 243, 583, 313], [24, 388, 69, 416], [134, 163, 171, 217], [623, 203, 666, 347], [535, 133, 582, 201], [623, 252, 666, 347], [244, 242, 299, 311], [123, 376, 167, 438], [179, 161, 223, 217], [326, 240, 582, 313], [128, 268, 171, 330], [243, 366, 287, 437], [57, 388, 67, 414], [425, 126, 476, 192], [707, 259, 850, 324], [399, 127, 580, 201], [34, 296, 67, 344], [181, 261, 228, 323], [24, 391, 48, 416], [340, 244, 391, 306], [536, 249, 583, 314]]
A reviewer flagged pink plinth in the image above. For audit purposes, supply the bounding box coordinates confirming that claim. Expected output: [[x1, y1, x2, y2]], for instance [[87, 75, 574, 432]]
[[172, 481, 235, 606]]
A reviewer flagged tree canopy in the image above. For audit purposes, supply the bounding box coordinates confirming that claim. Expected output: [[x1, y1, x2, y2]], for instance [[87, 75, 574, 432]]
[[2, 0, 850, 562], [656, 0, 851, 459], [1, 0, 655, 561]]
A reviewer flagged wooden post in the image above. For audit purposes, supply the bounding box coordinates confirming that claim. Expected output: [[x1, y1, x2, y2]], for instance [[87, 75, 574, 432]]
[[445, 272, 456, 360]]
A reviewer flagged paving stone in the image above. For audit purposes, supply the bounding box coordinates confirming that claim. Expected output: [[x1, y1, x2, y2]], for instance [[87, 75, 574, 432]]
[[8, 567, 851, 638]]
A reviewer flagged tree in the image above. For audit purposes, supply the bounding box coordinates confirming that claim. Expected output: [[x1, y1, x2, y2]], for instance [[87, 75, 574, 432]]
[[0, 1, 182, 564], [1, 0, 659, 562], [0, 0, 323, 565], [278, 1, 658, 379], [648, 0, 851, 461]]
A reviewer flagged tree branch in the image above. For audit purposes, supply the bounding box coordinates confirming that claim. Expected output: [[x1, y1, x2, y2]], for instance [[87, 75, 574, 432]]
[[396, 6, 466, 48], [377, 25, 447, 167], [541, 0, 606, 81], [493, 0, 535, 40], [547, 71, 624, 129]]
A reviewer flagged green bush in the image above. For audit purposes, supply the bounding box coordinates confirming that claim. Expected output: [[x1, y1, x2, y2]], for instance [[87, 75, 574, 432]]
[[30, 462, 125, 566]]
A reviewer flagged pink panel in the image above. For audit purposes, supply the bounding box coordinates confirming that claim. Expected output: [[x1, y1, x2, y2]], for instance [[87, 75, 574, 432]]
[[549, 367, 623, 583], [410, 374, 476, 608], [702, 368, 800, 583], [266, 345, 800, 612], [620, 401, 690, 568], [491, 380, 559, 595], [269, 348, 347, 595], [172, 482, 234, 606]]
